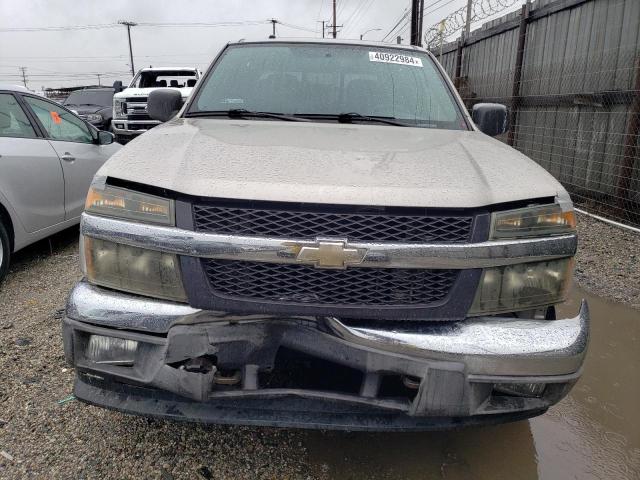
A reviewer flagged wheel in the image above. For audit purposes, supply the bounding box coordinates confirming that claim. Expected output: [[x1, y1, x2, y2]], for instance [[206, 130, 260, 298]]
[[0, 220, 10, 285]]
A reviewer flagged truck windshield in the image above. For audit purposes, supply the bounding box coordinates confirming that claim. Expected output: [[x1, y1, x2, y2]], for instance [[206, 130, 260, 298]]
[[130, 70, 197, 89], [190, 43, 467, 129], [64, 89, 113, 107]]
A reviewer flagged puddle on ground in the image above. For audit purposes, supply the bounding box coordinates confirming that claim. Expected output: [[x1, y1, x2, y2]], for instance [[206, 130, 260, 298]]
[[304, 286, 640, 479]]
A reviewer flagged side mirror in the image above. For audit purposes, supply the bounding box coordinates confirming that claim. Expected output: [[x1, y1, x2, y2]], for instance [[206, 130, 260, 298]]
[[471, 103, 509, 137], [97, 130, 115, 145], [148, 89, 184, 122], [112, 80, 124, 93]]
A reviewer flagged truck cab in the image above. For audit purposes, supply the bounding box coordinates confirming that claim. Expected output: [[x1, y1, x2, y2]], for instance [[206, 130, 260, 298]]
[[111, 67, 200, 143]]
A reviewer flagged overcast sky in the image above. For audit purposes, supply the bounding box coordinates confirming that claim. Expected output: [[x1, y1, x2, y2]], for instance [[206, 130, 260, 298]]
[[0, 0, 520, 90]]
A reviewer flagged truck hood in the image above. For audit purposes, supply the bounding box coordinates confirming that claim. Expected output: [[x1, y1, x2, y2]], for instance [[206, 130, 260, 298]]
[[114, 87, 193, 99], [98, 118, 566, 208]]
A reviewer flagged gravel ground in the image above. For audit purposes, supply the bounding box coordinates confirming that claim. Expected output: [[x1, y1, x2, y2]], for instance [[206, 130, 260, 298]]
[[0, 215, 638, 479], [575, 214, 640, 309]]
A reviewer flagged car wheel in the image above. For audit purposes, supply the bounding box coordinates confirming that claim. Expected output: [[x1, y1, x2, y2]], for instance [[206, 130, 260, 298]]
[[0, 220, 10, 284]]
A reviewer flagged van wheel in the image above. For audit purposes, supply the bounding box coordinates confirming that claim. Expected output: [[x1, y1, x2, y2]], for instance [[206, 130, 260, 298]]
[[0, 221, 10, 285]]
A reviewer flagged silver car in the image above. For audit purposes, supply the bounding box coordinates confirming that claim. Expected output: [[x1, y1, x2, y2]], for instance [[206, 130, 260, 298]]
[[0, 85, 120, 283]]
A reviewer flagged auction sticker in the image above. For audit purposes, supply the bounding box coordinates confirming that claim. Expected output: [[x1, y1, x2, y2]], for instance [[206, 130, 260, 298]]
[[369, 51, 423, 67]]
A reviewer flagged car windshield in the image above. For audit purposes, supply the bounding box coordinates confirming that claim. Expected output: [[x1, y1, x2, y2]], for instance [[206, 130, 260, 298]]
[[190, 43, 467, 129], [64, 90, 113, 107]]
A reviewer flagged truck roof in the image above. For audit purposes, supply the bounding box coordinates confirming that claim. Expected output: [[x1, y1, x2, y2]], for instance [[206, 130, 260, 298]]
[[138, 67, 198, 72], [228, 38, 429, 52]]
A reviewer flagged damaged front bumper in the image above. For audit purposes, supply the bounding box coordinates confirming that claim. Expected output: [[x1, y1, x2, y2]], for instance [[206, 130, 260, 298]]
[[63, 280, 589, 431]]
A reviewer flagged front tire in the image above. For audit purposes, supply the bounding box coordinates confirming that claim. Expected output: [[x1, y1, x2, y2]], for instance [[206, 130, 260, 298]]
[[0, 221, 10, 285]]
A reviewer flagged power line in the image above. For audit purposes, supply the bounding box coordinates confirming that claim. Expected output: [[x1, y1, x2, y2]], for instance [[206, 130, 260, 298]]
[[0, 23, 120, 32], [381, 8, 410, 42], [0, 20, 271, 33]]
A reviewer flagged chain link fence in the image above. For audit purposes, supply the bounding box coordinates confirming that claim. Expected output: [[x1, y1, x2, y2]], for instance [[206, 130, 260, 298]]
[[435, 0, 640, 228]]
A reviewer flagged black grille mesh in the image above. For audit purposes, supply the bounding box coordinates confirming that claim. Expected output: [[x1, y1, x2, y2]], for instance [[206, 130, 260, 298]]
[[193, 204, 473, 243], [202, 260, 458, 306]]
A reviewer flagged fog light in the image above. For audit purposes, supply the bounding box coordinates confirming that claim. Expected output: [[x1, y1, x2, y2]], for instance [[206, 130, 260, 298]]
[[86, 335, 138, 366], [494, 382, 546, 398]]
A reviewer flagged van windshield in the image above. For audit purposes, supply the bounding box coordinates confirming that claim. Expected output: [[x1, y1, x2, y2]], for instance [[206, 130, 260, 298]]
[[189, 43, 467, 129]]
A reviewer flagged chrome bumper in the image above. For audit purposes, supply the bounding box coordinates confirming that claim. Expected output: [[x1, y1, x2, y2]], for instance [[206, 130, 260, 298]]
[[65, 281, 589, 378], [111, 119, 160, 136], [64, 280, 589, 426]]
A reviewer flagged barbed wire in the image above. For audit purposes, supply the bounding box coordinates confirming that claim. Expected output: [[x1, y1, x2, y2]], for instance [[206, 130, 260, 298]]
[[424, 0, 521, 47]]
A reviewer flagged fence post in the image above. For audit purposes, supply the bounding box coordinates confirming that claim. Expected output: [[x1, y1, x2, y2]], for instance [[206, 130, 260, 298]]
[[454, 38, 464, 90], [616, 56, 640, 207], [507, 3, 530, 146]]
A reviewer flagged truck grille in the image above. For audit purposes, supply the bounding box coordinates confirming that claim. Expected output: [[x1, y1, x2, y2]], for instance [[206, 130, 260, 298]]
[[123, 97, 151, 121], [202, 259, 458, 306], [193, 202, 474, 243]]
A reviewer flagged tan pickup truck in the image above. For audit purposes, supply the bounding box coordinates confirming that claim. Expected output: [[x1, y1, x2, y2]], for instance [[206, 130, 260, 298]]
[[62, 39, 588, 430]]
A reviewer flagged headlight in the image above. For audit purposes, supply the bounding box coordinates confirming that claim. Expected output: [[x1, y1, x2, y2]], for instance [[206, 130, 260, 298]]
[[491, 204, 576, 239], [113, 98, 125, 118], [85, 113, 103, 123], [85, 184, 175, 226], [83, 237, 187, 302], [468, 258, 573, 316]]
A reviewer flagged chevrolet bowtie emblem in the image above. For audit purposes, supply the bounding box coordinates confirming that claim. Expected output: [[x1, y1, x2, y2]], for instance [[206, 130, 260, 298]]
[[295, 240, 367, 269]]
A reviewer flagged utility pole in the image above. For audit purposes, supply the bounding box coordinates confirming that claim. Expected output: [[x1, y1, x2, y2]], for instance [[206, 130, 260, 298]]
[[118, 20, 137, 76], [410, 0, 424, 46], [269, 18, 277, 39], [464, 0, 473, 39], [333, 0, 337, 38], [97, 74, 101, 86], [19, 67, 27, 88], [322, 20, 325, 38]]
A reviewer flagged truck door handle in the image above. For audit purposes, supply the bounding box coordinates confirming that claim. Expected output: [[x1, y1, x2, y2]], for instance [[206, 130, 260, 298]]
[[61, 153, 75, 162]]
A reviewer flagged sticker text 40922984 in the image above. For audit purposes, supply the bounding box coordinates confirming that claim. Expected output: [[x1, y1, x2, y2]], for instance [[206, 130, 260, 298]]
[[368, 51, 423, 67]]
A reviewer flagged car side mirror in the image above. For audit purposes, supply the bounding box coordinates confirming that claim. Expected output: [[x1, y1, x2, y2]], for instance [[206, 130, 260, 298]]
[[112, 80, 124, 93], [471, 103, 509, 137], [97, 130, 115, 145], [148, 89, 184, 122]]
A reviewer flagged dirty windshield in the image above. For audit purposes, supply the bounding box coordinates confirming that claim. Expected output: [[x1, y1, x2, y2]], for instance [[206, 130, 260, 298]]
[[190, 43, 467, 129]]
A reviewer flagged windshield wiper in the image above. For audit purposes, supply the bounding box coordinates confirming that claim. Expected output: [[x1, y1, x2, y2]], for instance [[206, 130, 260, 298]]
[[336, 112, 409, 127], [186, 109, 309, 122], [293, 112, 410, 127]]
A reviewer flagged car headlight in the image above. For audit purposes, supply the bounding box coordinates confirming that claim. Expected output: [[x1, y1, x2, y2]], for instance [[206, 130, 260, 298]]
[[468, 258, 573, 316], [85, 113, 103, 123], [82, 237, 187, 302], [85, 184, 175, 226], [83, 183, 185, 301], [113, 98, 125, 118], [491, 204, 576, 239]]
